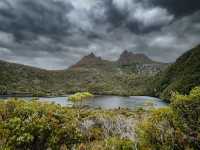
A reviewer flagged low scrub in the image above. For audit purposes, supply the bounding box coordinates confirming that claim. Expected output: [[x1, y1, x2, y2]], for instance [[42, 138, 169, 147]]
[[68, 92, 94, 101], [0, 98, 139, 150], [136, 86, 200, 149]]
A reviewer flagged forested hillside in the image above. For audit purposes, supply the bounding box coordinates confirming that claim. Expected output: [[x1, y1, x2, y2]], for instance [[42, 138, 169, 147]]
[[0, 60, 71, 96], [0, 51, 167, 96], [150, 45, 200, 100]]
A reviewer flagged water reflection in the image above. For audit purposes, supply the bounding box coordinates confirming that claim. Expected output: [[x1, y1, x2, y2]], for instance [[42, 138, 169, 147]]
[[0, 95, 167, 109]]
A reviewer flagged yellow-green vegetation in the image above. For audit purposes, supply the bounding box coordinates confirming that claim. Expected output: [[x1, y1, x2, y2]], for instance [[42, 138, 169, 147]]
[[0, 98, 140, 150], [68, 92, 94, 101], [137, 86, 200, 150], [150, 44, 200, 100], [0, 86, 199, 150], [0, 55, 163, 97]]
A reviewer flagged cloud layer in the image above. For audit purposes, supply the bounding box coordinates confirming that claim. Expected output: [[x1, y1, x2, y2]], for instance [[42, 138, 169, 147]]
[[0, 0, 199, 69]]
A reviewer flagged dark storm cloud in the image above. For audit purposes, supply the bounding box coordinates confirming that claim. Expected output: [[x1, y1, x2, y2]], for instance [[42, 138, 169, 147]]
[[0, 0, 72, 41], [0, 0, 199, 69], [98, 0, 174, 34], [150, 0, 200, 17]]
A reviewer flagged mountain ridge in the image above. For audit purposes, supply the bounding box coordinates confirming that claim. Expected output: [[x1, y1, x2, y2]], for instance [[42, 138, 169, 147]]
[[150, 44, 200, 100], [117, 50, 155, 65], [0, 50, 169, 96], [0, 51, 167, 71]]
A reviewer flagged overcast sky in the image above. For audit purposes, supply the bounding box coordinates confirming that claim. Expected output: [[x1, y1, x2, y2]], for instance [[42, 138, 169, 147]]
[[0, 0, 199, 69]]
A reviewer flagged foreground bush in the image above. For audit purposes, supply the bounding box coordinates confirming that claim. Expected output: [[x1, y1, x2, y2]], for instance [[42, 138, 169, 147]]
[[171, 86, 200, 149], [0, 99, 84, 150], [0, 99, 138, 150], [137, 86, 200, 150], [68, 92, 94, 101]]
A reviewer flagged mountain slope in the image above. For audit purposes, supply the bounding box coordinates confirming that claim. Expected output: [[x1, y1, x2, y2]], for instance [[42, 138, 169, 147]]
[[117, 50, 169, 75], [118, 50, 154, 65], [151, 44, 200, 100], [0, 60, 67, 96], [0, 51, 168, 96], [70, 53, 118, 72], [64, 52, 168, 95]]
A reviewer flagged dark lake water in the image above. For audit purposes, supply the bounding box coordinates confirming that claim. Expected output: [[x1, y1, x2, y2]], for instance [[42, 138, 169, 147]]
[[0, 95, 168, 109]]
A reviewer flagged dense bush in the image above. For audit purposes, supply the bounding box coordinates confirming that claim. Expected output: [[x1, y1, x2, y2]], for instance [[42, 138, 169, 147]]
[[0, 99, 84, 150], [68, 92, 94, 101], [0, 99, 138, 150], [171, 87, 200, 149], [151, 45, 200, 100], [104, 137, 134, 150], [2, 86, 199, 149], [137, 86, 200, 150]]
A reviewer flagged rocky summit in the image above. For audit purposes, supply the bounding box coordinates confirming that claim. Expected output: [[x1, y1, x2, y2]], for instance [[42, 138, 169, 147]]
[[71, 53, 103, 68], [117, 50, 154, 65]]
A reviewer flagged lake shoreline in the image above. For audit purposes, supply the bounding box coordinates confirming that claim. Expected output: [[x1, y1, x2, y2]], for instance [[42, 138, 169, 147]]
[[0, 95, 168, 109], [0, 93, 161, 98]]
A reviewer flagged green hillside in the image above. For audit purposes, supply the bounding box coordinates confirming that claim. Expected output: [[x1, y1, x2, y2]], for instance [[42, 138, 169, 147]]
[[0, 60, 60, 96], [0, 51, 167, 96], [151, 44, 200, 100]]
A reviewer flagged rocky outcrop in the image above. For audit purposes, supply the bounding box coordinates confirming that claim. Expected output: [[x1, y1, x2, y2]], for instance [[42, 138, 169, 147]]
[[70, 53, 111, 69], [117, 50, 169, 75], [118, 50, 154, 65], [136, 64, 169, 76]]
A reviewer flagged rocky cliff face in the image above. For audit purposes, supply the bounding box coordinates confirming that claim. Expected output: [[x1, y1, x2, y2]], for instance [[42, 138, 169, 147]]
[[70, 52, 114, 69], [117, 50, 169, 75], [118, 50, 154, 65], [136, 64, 168, 76], [71, 53, 101, 67]]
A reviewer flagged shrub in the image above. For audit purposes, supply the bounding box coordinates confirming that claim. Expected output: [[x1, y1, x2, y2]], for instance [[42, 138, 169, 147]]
[[171, 86, 200, 149], [0, 99, 137, 150], [136, 108, 180, 150], [0, 99, 84, 150], [137, 86, 200, 150], [105, 137, 135, 150], [68, 92, 94, 101]]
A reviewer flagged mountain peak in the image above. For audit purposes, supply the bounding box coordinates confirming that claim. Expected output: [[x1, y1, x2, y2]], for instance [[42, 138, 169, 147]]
[[83, 52, 102, 60], [118, 50, 154, 65], [122, 50, 129, 54], [88, 52, 95, 57], [70, 52, 104, 68]]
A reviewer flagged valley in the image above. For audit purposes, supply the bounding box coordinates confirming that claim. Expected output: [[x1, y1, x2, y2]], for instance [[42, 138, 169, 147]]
[[0, 50, 168, 97], [0, 45, 200, 150]]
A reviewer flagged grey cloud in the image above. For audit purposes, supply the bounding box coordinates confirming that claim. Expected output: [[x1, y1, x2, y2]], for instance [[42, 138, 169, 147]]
[[131, 11, 200, 62], [0, 0, 72, 41], [150, 0, 200, 17], [0, 0, 199, 69]]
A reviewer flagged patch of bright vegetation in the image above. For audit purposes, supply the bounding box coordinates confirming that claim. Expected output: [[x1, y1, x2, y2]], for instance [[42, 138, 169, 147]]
[[68, 92, 94, 101], [1, 86, 199, 149], [136, 86, 200, 149], [0, 98, 140, 149]]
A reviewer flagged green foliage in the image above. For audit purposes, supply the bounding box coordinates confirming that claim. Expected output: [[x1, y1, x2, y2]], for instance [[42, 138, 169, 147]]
[[0, 99, 140, 150], [0, 99, 84, 150], [68, 92, 94, 101], [137, 86, 200, 150], [171, 87, 200, 148], [151, 44, 200, 100], [105, 137, 135, 150], [0, 55, 164, 97], [136, 108, 180, 150]]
